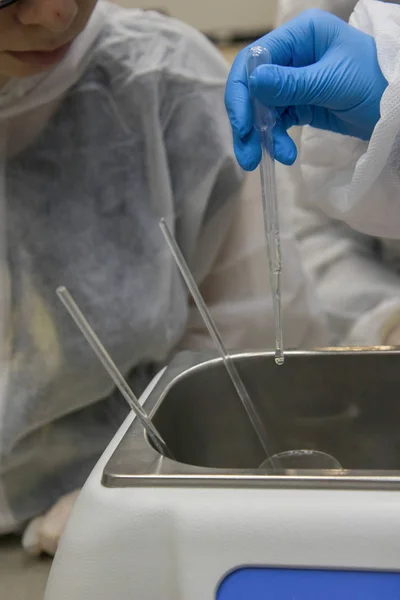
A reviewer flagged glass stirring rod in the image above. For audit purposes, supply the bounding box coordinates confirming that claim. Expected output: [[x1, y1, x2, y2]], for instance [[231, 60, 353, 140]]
[[159, 219, 273, 462], [247, 46, 284, 366], [56, 286, 174, 460]]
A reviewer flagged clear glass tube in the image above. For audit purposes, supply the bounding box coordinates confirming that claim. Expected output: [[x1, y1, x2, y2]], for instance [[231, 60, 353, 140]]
[[56, 286, 174, 459], [159, 219, 274, 462], [247, 46, 284, 366]]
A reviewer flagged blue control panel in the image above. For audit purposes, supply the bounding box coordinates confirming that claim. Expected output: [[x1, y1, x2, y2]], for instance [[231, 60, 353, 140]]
[[217, 568, 400, 599]]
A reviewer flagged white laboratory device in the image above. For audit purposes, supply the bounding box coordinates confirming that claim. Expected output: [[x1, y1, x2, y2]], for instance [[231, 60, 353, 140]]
[[45, 350, 400, 600]]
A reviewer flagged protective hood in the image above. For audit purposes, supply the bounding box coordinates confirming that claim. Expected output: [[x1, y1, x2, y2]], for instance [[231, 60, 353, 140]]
[[0, 1, 107, 120]]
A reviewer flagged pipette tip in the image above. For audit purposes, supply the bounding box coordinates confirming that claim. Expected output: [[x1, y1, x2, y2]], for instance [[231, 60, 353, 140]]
[[274, 351, 285, 366]]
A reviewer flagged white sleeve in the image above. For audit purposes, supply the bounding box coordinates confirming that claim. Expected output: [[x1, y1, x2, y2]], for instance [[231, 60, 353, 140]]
[[180, 171, 330, 352], [294, 201, 400, 346], [300, 0, 400, 239], [281, 128, 400, 346]]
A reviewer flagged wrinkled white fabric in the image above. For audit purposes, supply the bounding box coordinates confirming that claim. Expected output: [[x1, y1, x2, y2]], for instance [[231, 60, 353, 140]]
[[0, 1, 240, 532], [300, 0, 400, 239], [293, 200, 400, 345], [275, 0, 400, 345], [0, 1, 328, 534], [0, 0, 108, 535]]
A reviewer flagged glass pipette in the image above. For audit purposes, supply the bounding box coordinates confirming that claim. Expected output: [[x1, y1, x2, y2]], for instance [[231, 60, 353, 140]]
[[247, 46, 284, 366], [56, 286, 174, 460], [159, 218, 274, 462]]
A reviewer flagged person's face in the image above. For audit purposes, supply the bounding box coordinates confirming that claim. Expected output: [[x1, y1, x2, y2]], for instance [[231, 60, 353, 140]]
[[0, 0, 98, 83]]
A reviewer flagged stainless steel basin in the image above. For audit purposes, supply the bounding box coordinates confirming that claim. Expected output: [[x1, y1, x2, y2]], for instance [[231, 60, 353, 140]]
[[103, 349, 400, 489]]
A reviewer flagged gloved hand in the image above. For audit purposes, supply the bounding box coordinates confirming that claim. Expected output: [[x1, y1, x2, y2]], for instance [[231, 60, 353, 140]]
[[225, 9, 388, 170], [22, 489, 80, 557]]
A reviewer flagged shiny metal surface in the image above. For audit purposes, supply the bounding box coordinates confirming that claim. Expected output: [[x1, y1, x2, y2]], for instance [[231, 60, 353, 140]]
[[103, 349, 400, 489]]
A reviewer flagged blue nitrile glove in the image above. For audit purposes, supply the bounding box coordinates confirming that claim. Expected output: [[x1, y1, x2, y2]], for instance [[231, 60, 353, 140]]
[[225, 9, 388, 170]]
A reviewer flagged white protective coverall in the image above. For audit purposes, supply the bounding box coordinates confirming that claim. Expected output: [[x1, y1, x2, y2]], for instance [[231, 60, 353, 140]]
[[276, 0, 400, 346], [0, 0, 328, 550]]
